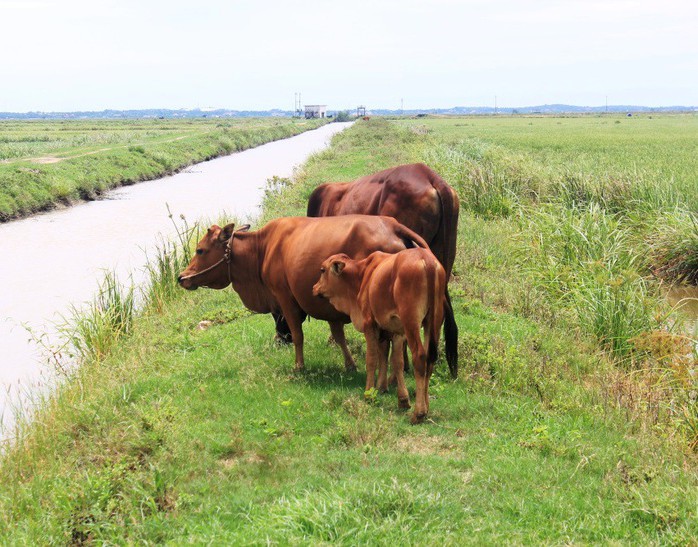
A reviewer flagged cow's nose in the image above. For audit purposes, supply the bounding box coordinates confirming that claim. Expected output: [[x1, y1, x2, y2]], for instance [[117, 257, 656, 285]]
[[177, 275, 184, 284]]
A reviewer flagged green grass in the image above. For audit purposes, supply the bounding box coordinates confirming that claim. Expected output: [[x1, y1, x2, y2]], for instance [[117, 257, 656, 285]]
[[0, 118, 327, 221], [1, 118, 697, 544]]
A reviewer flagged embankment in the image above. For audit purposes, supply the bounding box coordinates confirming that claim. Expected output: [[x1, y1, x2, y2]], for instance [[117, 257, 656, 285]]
[[0, 118, 327, 221]]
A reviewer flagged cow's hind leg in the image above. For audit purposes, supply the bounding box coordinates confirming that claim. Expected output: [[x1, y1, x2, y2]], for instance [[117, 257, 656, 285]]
[[329, 322, 357, 373]]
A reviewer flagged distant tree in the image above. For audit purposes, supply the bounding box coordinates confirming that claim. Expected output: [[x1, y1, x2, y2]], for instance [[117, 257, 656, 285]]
[[335, 110, 351, 122]]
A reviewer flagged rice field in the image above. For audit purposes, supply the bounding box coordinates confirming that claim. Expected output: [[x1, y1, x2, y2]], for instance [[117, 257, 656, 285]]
[[0, 117, 696, 544]]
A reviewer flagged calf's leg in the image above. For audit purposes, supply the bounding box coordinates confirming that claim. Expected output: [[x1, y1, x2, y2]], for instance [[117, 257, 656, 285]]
[[406, 326, 429, 424], [363, 326, 381, 394], [377, 337, 390, 392], [391, 335, 410, 409]]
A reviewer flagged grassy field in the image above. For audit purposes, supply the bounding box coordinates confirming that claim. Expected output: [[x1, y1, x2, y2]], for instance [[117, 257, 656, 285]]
[[0, 117, 327, 221], [1, 117, 697, 543], [395, 115, 698, 207]]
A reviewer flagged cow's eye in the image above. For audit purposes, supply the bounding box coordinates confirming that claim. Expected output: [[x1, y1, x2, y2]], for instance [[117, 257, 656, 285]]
[[196, 249, 203, 255], [320, 267, 326, 273]]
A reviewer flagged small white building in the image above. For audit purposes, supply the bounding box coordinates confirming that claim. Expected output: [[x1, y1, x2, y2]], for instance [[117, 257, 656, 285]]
[[304, 105, 327, 119]]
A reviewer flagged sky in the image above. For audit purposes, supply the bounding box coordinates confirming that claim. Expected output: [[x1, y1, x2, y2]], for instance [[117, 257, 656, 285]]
[[1, 0, 696, 112]]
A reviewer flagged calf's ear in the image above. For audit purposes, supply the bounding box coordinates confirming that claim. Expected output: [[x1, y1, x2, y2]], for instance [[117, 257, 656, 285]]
[[219, 223, 236, 243], [331, 259, 346, 276]]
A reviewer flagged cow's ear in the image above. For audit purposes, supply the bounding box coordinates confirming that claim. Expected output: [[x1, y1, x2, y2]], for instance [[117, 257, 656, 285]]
[[237, 224, 251, 233], [219, 223, 235, 243], [331, 259, 346, 276]]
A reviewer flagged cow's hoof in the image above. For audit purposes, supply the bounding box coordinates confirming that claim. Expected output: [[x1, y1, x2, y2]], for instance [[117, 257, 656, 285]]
[[344, 363, 357, 373], [274, 333, 293, 346], [378, 383, 388, 394], [410, 412, 427, 425], [398, 397, 411, 410]]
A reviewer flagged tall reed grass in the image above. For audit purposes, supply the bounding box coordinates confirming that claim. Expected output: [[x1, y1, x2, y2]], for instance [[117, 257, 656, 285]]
[[65, 272, 136, 365], [516, 204, 659, 357], [646, 210, 698, 285]]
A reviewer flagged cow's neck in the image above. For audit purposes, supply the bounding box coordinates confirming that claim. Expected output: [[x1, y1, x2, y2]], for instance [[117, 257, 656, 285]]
[[228, 231, 273, 313]]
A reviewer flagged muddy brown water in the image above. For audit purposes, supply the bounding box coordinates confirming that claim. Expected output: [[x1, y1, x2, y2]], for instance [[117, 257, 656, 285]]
[[667, 285, 698, 337], [0, 122, 352, 441]]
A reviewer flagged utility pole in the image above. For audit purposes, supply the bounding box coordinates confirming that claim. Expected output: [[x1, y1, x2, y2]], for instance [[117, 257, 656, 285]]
[[294, 92, 303, 117], [605, 95, 608, 113], [494, 95, 498, 115], [400, 98, 404, 116]]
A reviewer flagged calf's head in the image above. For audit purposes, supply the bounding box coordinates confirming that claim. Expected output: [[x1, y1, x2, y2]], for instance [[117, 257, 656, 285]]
[[312, 253, 356, 314], [178, 223, 248, 290]]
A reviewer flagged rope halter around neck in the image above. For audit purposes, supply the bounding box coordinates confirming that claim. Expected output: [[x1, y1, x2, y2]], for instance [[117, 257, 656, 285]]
[[178, 224, 251, 283]]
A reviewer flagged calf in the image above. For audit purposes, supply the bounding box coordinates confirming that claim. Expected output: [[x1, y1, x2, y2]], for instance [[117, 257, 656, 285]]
[[313, 248, 446, 423]]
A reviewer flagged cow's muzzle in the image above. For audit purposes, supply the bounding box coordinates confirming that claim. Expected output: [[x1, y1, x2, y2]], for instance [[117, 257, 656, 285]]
[[178, 274, 198, 291], [312, 284, 325, 298]]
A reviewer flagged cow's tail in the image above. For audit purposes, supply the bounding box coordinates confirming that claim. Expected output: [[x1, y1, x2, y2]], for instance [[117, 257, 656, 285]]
[[306, 184, 326, 217], [432, 173, 460, 379], [394, 222, 430, 251]]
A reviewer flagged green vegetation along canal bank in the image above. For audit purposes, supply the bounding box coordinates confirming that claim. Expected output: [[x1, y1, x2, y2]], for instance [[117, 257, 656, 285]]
[[1, 116, 696, 543], [0, 117, 327, 221]]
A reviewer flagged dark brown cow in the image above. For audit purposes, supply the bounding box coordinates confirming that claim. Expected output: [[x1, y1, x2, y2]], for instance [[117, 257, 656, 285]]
[[306, 162, 459, 378], [313, 248, 447, 423], [178, 215, 429, 372]]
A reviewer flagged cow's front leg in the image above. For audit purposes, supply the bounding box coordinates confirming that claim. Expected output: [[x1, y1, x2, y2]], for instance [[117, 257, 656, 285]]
[[363, 325, 381, 394], [277, 299, 306, 371], [329, 321, 356, 372]]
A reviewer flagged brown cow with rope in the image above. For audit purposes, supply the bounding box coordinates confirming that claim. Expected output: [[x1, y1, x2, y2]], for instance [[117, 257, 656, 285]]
[[178, 215, 432, 372]]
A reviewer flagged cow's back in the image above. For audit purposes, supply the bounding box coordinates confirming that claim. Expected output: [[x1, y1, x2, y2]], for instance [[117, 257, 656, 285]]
[[307, 163, 457, 277]]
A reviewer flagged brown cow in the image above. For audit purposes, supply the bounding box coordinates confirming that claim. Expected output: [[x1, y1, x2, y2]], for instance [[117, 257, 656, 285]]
[[306, 162, 459, 378], [178, 215, 429, 372], [313, 248, 446, 424]]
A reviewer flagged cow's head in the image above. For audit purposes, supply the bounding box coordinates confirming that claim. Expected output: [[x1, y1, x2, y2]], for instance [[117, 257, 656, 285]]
[[178, 223, 249, 290], [313, 254, 353, 306]]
